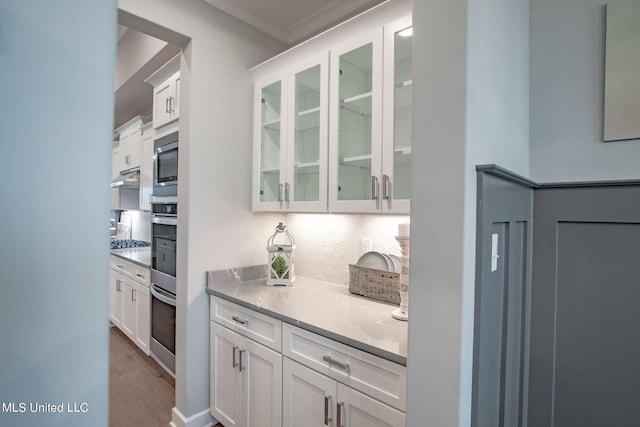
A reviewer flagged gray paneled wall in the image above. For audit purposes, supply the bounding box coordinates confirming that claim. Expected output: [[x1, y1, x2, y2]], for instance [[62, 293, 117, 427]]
[[529, 184, 640, 427], [473, 167, 535, 427], [475, 166, 640, 427]]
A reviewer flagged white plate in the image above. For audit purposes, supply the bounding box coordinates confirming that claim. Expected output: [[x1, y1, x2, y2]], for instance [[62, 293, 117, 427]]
[[388, 254, 402, 273], [357, 251, 393, 271]]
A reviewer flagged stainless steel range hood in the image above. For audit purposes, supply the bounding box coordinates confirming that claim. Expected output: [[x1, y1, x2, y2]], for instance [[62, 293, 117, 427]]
[[110, 168, 140, 188]]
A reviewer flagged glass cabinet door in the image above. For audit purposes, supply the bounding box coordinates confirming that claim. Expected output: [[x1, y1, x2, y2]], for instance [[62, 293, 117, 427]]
[[257, 79, 285, 208], [329, 30, 383, 212], [382, 16, 412, 213], [287, 55, 328, 211]]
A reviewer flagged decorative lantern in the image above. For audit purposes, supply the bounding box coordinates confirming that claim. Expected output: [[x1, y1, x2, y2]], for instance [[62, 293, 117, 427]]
[[267, 223, 295, 286]]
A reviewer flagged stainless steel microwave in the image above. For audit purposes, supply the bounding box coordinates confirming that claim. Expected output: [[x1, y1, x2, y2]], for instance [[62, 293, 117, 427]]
[[153, 130, 178, 197]]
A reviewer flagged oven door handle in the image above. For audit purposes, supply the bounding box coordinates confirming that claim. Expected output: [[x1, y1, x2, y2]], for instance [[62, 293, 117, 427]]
[[151, 284, 177, 307], [152, 216, 177, 226]]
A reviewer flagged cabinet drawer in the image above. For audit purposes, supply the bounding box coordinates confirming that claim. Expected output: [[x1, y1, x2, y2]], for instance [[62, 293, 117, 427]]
[[282, 323, 406, 411], [210, 297, 282, 352], [110, 256, 150, 286]]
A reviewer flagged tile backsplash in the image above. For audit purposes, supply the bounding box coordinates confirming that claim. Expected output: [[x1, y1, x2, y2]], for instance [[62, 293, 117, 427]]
[[117, 210, 151, 242], [284, 213, 410, 286]]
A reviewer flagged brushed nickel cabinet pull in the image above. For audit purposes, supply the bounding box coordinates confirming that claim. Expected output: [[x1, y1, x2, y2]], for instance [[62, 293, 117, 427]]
[[232, 345, 239, 368], [371, 176, 379, 200], [239, 349, 245, 372], [382, 174, 391, 200], [324, 395, 332, 425], [131, 288, 136, 302], [285, 182, 290, 205], [337, 401, 344, 427]]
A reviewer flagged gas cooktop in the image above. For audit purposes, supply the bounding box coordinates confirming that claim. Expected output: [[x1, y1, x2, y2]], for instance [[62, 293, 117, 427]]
[[110, 239, 151, 250]]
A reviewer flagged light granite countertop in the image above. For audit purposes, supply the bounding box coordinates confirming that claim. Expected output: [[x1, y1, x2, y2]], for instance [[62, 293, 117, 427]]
[[110, 247, 151, 268], [206, 266, 408, 365]]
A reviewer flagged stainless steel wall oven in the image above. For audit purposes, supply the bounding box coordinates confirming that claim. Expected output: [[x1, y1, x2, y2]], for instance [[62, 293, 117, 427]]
[[149, 129, 178, 373], [150, 201, 177, 373]]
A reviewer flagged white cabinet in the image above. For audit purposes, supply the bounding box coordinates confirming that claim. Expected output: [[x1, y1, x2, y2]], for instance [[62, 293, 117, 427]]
[[283, 356, 336, 427], [210, 299, 282, 427], [381, 16, 413, 214], [328, 29, 383, 213], [119, 126, 142, 171], [209, 297, 407, 427], [109, 256, 151, 355], [283, 358, 405, 427], [146, 55, 180, 130], [252, 53, 329, 212], [251, 13, 412, 214], [139, 123, 154, 211], [114, 116, 144, 172], [329, 16, 412, 214], [282, 323, 406, 412], [282, 323, 406, 427], [111, 143, 121, 180], [109, 270, 125, 327]]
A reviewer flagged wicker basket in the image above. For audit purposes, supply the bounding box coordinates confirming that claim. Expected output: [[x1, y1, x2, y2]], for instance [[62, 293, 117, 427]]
[[348, 264, 400, 305]]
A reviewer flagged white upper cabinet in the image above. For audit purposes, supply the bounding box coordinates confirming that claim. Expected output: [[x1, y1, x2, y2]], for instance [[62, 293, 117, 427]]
[[145, 54, 180, 130], [251, 6, 412, 214], [328, 29, 384, 213], [253, 53, 329, 212], [139, 123, 154, 211], [382, 16, 412, 214], [114, 116, 144, 173], [329, 16, 412, 214]]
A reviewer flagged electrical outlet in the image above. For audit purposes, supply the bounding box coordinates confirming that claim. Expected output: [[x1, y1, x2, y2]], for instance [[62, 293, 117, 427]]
[[360, 238, 372, 255]]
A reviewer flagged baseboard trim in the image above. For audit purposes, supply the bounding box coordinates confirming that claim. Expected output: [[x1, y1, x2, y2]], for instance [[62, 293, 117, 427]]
[[170, 406, 215, 427]]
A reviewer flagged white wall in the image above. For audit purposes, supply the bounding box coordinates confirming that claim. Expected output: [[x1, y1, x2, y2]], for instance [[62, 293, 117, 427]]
[[0, 1, 116, 427], [530, 0, 640, 182], [408, 0, 529, 426], [118, 0, 286, 424]]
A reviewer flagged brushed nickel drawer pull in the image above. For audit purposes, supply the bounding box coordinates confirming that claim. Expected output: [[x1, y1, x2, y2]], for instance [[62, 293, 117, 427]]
[[322, 355, 349, 372], [231, 315, 247, 325]]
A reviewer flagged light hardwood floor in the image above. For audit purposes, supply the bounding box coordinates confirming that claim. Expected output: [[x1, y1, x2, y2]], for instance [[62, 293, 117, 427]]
[[109, 327, 224, 427]]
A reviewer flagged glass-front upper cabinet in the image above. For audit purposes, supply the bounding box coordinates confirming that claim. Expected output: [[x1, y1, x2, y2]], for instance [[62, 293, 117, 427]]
[[286, 55, 329, 212], [329, 30, 384, 213], [253, 53, 328, 212], [254, 77, 286, 211], [382, 16, 412, 213]]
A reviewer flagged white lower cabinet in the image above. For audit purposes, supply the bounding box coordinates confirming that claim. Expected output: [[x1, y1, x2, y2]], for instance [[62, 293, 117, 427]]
[[210, 322, 282, 427], [209, 297, 406, 427], [109, 270, 125, 327], [110, 256, 151, 355], [283, 358, 405, 427]]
